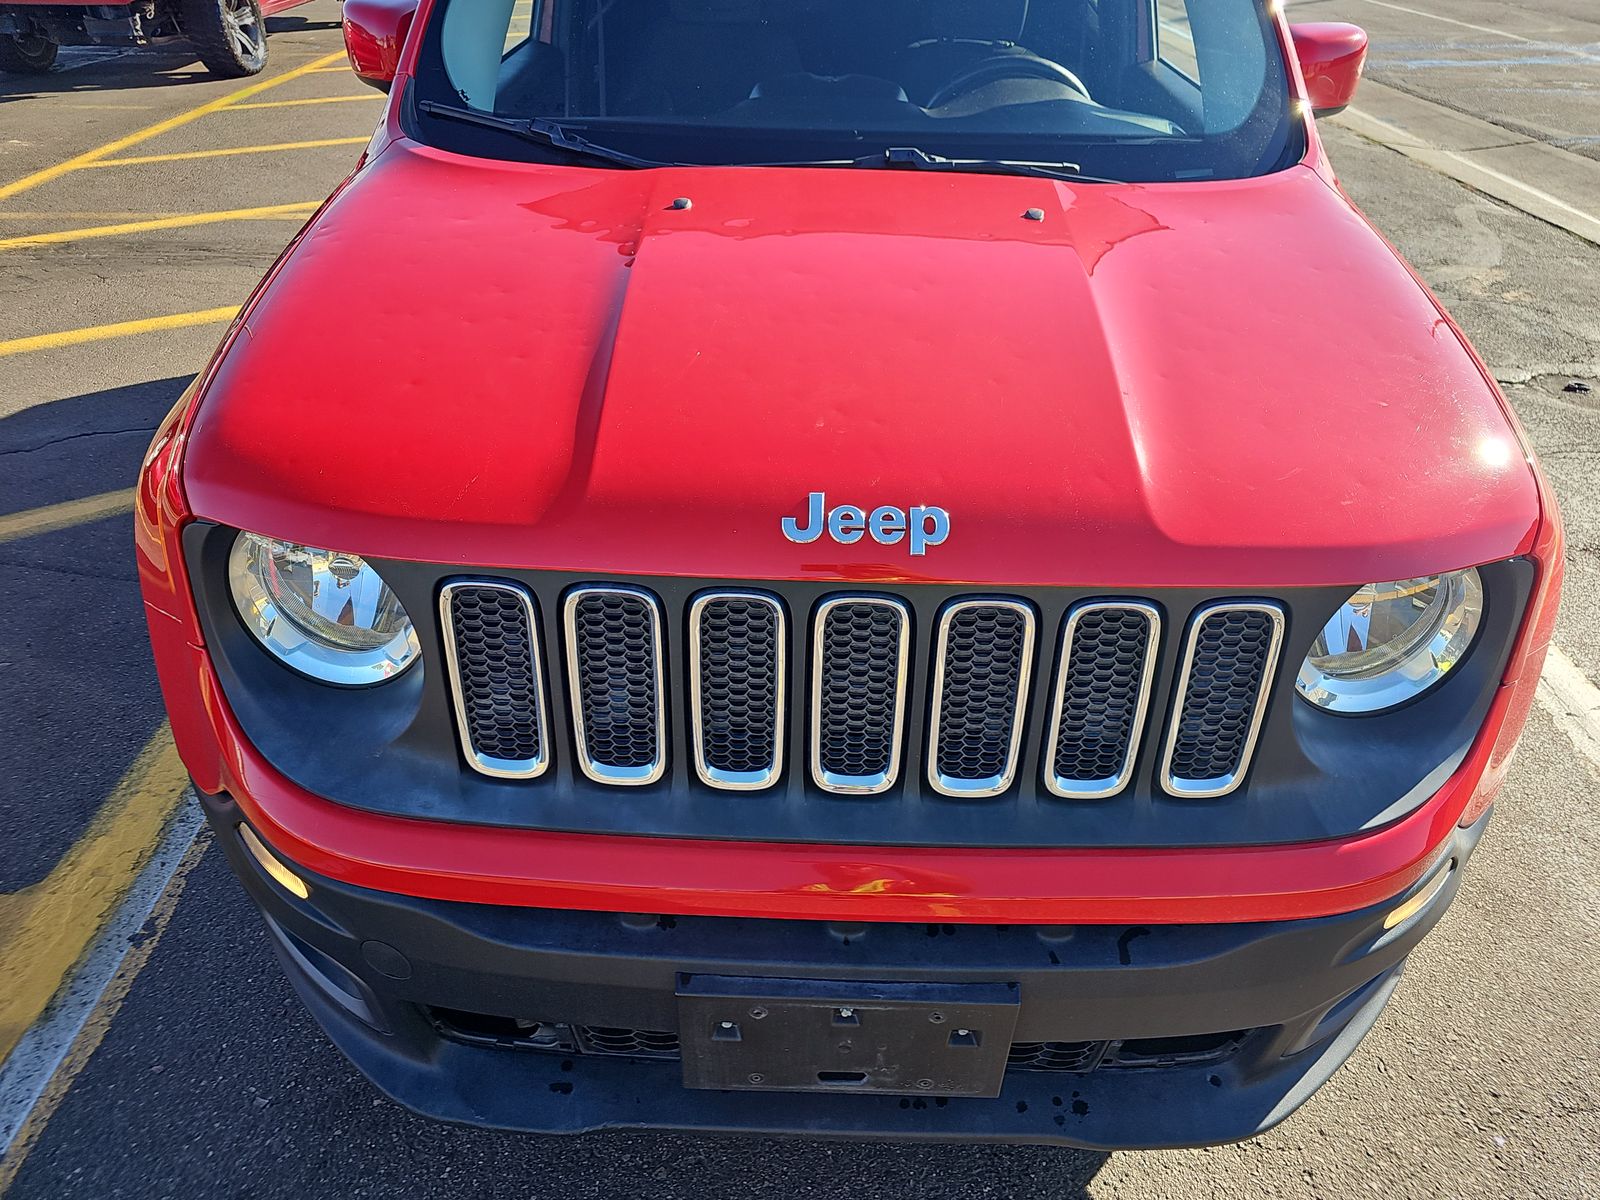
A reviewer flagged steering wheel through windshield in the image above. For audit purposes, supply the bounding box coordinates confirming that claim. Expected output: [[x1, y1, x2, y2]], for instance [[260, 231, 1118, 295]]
[[925, 55, 1092, 109]]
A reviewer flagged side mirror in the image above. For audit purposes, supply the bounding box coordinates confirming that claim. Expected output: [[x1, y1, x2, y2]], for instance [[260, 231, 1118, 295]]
[[1289, 22, 1368, 117], [343, 0, 418, 93]]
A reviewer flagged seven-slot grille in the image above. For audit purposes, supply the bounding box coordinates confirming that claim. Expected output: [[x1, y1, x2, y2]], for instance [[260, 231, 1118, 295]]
[[441, 584, 1287, 800]]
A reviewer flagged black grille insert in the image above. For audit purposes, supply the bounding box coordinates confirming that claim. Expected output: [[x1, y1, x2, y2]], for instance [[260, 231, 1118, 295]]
[[691, 592, 785, 789], [1045, 603, 1159, 798], [812, 597, 910, 794], [440, 581, 547, 778], [565, 587, 666, 785], [1007, 1040, 1106, 1073], [1101, 1031, 1251, 1070], [1009, 1031, 1251, 1074], [435, 579, 1290, 803], [430, 1009, 1254, 1076], [1163, 603, 1284, 797], [574, 1025, 682, 1059], [929, 601, 1035, 796], [427, 1011, 680, 1059]]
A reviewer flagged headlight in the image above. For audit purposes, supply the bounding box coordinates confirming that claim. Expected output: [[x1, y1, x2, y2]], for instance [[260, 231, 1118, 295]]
[[228, 531, 419, 685], [1296, 568, 1483, 714]]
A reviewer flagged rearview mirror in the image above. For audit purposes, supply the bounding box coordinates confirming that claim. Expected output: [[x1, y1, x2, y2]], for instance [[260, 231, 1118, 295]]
[[1289, 22, 1369, 118], [343, 0, 418, 93]]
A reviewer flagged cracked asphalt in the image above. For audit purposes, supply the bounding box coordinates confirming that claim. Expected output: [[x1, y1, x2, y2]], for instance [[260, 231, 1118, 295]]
[[0, 1, 1596, 1196]]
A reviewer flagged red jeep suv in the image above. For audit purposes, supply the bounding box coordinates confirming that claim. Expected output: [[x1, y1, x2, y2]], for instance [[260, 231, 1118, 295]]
[[136, 0, 1564, 1149]]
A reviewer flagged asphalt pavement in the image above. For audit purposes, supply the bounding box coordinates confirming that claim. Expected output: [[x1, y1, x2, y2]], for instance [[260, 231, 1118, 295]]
[[0, 2, 1596, 1196], [1306, 0, 1600, 160]]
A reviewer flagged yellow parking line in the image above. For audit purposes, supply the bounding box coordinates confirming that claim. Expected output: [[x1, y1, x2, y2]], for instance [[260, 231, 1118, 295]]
[[225, 94, 385, 110], [0, 202, 318, 252], [0, 489, 136, 546], [0, 211, 193, 220], [308, 64, 352, 72], [88, 137, 369, 167], [0, 48, 348, 203], [0, 829, 207, 1193], [0, 726, 189, 1063], [0, 306, 238, 358]]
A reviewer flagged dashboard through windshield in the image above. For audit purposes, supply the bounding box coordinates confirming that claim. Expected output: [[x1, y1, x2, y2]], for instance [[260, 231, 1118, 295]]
[[412, 0, 1300, 182]]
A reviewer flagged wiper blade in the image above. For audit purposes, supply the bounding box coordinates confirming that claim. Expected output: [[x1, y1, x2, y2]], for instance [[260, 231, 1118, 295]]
[[417, 101, 667, 169], [862, 145, 1127, 185]]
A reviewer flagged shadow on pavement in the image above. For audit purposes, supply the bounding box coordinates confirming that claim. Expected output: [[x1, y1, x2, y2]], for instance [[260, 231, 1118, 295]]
[[0, 50, 212, 100], [0, 17, 339, 101], [0, 375, 191, 889], [265, 15, 344, 34], [2, 374, 191, 510]]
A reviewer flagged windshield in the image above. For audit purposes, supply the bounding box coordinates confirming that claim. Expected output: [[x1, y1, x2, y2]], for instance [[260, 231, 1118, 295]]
[[412, 0, 1299, 182]]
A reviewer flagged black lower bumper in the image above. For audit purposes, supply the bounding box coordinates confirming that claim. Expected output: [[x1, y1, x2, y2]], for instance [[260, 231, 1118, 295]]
[[204, 790, 1488, 1149]]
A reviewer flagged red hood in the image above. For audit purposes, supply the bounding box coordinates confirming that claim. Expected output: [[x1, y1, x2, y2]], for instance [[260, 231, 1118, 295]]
[[184, 142, 1538, 588]]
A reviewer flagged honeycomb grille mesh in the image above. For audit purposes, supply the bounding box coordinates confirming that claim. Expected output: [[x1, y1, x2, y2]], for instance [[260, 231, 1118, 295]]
[[696, 596, 781, 778], [433, 1010, 1253, 1076], [1052, 608, 1153, 786], [446, 585, 542, 766], [1168, 609, 1277, 783], [439, 580, 1287, 798], [815, 601, 905, 782], [570, 591, 660, 771], [1007, 1041, 1105, 1073], [574, 1025, 681, 1059], [933, 605, 1030, 784]]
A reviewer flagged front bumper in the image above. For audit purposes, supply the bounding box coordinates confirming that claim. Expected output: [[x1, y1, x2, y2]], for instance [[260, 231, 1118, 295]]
[[208, 790, 1489, 1149]]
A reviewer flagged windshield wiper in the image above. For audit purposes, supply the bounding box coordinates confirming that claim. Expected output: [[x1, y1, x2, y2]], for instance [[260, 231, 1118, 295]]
[[417, 101, 668, 169], [414, 111, 1125, 181], [859, 146, 1127, 185]]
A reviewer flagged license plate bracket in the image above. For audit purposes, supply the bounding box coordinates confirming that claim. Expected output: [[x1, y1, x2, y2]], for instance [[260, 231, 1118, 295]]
[[677, 976, 1019, 1097]]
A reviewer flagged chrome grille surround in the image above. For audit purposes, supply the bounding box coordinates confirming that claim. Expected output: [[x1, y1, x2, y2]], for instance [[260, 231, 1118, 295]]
[[926, 599, 1037, 797], [1159, 601, 1285, 799], [438, 580, 550, 780], [689, 590, 787, 791], [434, 578, 1293, 804], [810, 595, 911, 795], [563, 585, 668, 787], [1043, 601, 1161, 799]]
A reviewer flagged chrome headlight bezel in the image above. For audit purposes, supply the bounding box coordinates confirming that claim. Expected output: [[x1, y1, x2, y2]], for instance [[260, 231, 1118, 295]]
[[1296, 568, 1484, 715], [227, 531, 420, 686]]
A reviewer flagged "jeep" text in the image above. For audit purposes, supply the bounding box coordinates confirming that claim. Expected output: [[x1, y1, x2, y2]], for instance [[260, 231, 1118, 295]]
[[781, 492, 951, 557]]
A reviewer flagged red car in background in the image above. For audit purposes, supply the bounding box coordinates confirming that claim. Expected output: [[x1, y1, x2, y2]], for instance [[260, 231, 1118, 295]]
[[135, 0, 1564, 1149], [0, 0, 309, 77]]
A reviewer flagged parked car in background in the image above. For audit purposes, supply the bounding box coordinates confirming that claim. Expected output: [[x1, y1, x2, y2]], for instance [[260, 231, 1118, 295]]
[[0, 0, 308, 77]]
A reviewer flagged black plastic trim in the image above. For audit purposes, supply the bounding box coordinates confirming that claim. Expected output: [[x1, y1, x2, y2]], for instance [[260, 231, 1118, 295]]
[[211, 791, 1489, 1148], [184, 521, 1532, 849]]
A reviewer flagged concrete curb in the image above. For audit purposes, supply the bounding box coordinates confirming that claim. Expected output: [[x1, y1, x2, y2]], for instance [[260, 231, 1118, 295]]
[[1333, 80, 1600, 246]]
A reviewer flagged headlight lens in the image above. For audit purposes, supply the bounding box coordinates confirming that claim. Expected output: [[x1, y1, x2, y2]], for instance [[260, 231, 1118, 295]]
[[1296, 568, 1483, 714], [228, 532, 419, 685]]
